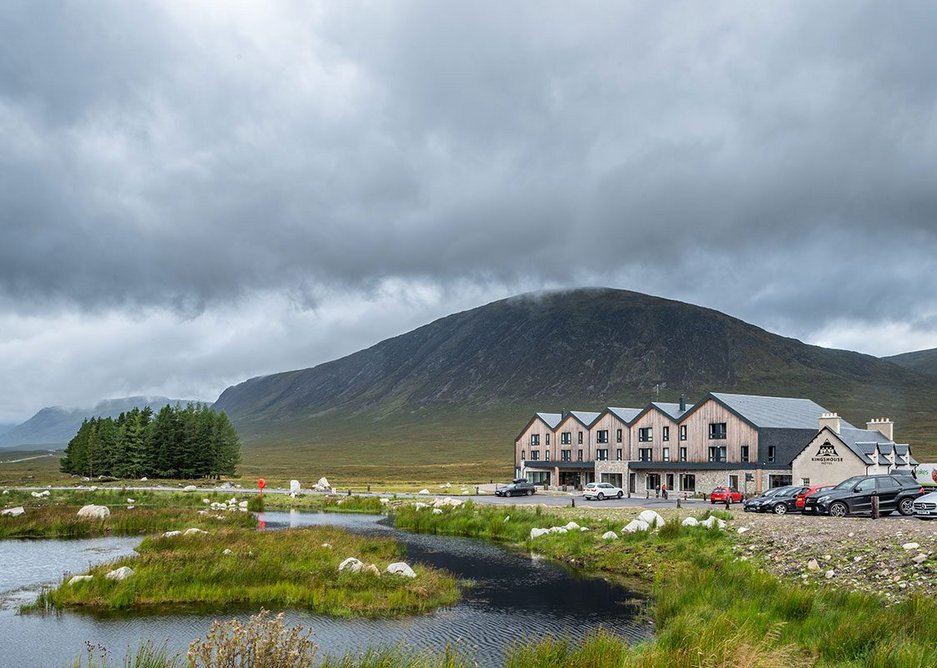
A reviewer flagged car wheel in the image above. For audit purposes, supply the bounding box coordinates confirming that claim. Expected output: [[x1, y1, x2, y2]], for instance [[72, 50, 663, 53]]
[[597, 492, 605, 501], [617, 491, 623, 499], [773, 503, 787, 515], [527, 489, 533, 496], [829, 502, 848, 517], [898, 498, 914, 516]]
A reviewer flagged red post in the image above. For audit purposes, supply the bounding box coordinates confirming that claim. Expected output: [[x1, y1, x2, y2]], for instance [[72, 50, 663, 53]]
[[258, 478, 266, 498]]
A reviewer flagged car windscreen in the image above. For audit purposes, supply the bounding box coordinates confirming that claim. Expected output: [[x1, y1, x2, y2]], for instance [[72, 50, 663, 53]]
[[833, 476, 862, 490]]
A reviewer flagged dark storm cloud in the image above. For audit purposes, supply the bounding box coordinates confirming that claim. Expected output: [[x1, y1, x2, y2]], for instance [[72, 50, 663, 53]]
[[1, 1, 936, 329]]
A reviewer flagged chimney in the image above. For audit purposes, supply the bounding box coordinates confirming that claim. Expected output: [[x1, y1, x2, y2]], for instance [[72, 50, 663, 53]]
[[818, 412, 841, 434], [679, 395, 686, 412], [867, 418, 894, 442]]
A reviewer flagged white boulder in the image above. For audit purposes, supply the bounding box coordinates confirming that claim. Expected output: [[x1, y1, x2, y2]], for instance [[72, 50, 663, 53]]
[[222, 549, 233, 555], [549, 526, 568, 534], [622, 519, 650, 533], [1, 490, 8, 495], [433, 497, 464, 508], [290, 480, 301, 494], [105, 566, 134, 581], [432, 508, 443, 514], [140, 477, 148, 482], [202, 499, 211, 505], [737, 527, 750, 534], [414, 502, 429, 510], [238, 500, 249, 510], [700, 516, 726, 529], [379, 497, 390, 504], [386, 562, 417, 578], [31, 491, 50, 498], [563, 522, 580, 531], [312, 477, 332, 493], [339, 557, 363, 573], [602, 531, 619, 540], [1, 506, 25, 517], [530, 527, 550, 539], [183, 527, 208, 536], [163, 530, 182, 538], [912, 553, 929, 564], [902, 542, 921, 551], [681, 517, 699, 527], [417, 489, 430, 495], [807, 559, 820, 571], [637, 510, 664, 527], [362, 563, 382, 577], [126, 498, 135, 504], [68, 575, 93, 586], [77, 505, 110, 520], [183, 485, 197, 492]]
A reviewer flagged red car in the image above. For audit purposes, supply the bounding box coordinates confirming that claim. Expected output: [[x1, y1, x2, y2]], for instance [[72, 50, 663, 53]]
[[796, 484, 833, 512], [710, 486, 743, 504]]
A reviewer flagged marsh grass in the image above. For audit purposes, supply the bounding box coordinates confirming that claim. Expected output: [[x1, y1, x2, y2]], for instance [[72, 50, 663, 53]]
[[35, 525, 459, 617], [0, 504, 255, 539]]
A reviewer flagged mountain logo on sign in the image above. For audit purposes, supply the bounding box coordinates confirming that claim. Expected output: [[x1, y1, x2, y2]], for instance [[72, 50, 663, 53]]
[[812, 440, 843, 463]]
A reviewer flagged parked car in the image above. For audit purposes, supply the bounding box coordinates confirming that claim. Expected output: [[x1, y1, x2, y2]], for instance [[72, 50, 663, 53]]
[[710, 486, 744, 504], [912, 490, 937, 520], [495, 478, 536, 497], [583, 481, 624, 500], [812, 474, 925, 517], [743, 485, 801, 514], [796, 485, 834, 513]]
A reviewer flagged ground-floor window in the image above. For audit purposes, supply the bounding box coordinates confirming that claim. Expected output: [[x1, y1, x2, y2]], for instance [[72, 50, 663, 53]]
[[680, 474, 696, 492], [526, 471, 550, 485], [646, 473, 661, 491], [559, 471, 581, 487], [629, 473, 636, 493], [601, 473, 623, 488], [768, 474, 792, 488], [728, 474, 739, 489]]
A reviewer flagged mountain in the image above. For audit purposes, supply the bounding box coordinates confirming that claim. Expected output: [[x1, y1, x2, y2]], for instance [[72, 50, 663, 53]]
[[215, 288, 937, 478], [886, 348, 937, 377], [0, 396, 205, 449]]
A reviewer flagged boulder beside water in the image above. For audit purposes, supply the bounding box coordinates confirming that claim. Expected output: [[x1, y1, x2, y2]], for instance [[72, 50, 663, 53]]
[[105, 566, 134, 581], [386, 562, 417, 578], [76, 505, 110, 520]]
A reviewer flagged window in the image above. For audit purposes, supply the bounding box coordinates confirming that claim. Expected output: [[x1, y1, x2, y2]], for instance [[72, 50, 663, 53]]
[[530, 434, 540, 446], [855, 478, 875, 492], [596, 430, 609, 444], [729, 474, 739, 489], [521, 450, 526, 460], [577, 449, 583, 461], [638, 427, 653, 442], [530, 450, 540, 460], [662, 426, 670, 442], [662, 447, 670, 462], [679, 446, 687, 462], [767, 446, 776, 463], [801, 478, 810, 485], [708, 445, 727, 463], [561, 432, 571, 445], [616, 428, 623, 443], [545, 433, 551, 446], [709, 422, 727, 439], [680, 425, 687, 441], [680, 474, 696, 492], [561, 449, 571, 462], [578, 431, 583, 445], [596, 449, 609, 461], [544, 450, 550, 461], [877, 477, 899, 490], [741, 445, 750, 463], [616, 448, 623, 461], [639, 448, 653, 462]]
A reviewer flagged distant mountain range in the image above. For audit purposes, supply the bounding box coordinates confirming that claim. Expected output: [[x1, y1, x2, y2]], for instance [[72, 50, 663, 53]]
[[887, 348, 937, 377], [0, 396, 205, 449], [213, 288, 937, 476]]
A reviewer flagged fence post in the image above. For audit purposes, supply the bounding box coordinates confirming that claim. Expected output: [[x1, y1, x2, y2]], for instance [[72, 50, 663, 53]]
[[871, 495, 880, 519]]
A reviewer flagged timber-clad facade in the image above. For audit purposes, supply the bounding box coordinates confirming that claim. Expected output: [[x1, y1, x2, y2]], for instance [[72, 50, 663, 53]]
[[514, 392, 917, 495]]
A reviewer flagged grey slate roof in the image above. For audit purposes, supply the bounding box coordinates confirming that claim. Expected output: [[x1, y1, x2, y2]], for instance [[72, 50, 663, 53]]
[[570, 410, 601, 426], [608, 407, 643, 423], [535, 412, 563, 429], [711, 393, 846, 429], [651, 402, 693, 420], [834, 427, 915, 467]]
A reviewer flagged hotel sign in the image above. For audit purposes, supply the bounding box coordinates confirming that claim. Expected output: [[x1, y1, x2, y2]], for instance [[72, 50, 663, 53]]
[[811, 440, 844, 465]]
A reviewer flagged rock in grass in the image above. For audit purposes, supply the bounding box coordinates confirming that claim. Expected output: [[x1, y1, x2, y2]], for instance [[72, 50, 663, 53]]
[[700, 516, 726, 529], [76, 505, 110, 520], [549, 526, 568, 534], [623, 519, 650, 533], [105, 567, 134, 581], [339, 557, 363, 573], [31, 491, 50, 498], [682, 517, 699, 527], [433, 497, 464, 509], [362, 563, 381, 577], [738, 527, 750, 534], [1, 506, 25, 517], [222, 549, 233, 555], [902, 542, 920, 551], [312, 477, 332, 492], [563, 522, 580, 531], [530, 528, 550, 539], [68, 575, 93, 585], [432, 508, 443, 514], [418, 489, 430, 495], [290, 480, 302, 494], [183, 485, 197, 492], [602, 531, 619, 540], [825, 570, 835, 579], [807, 559, 820, 571], [1, 490, 8, 495], [912, 553, 928, 564], [637, 510, 664, 527], [183, 528, 208, 536], [386, 562, 417, 578], [163, 531, 182, 538]]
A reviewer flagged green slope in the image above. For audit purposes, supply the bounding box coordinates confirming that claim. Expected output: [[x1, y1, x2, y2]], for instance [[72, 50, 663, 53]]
[[886, 347, 937, 377], [216, 288, 937, 477]]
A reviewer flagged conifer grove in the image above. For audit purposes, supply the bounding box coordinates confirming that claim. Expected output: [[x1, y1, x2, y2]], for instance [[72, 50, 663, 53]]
[[60, 404, 241, 479]]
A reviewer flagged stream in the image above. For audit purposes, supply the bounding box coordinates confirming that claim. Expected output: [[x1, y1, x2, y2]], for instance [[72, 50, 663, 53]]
[[0, 510, 651, 666]]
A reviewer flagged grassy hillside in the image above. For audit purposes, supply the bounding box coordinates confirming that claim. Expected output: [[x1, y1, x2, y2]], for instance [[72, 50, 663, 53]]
[[887, 347, 937, 377], [214, 289, 937, 478]]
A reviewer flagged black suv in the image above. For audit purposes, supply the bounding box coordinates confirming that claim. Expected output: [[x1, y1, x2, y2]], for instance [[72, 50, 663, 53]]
[[495, 478, 536, 497], [810, 474, 924, 517]]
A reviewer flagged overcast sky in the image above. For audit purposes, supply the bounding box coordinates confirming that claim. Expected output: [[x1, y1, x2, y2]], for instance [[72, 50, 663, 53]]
[[1, 1, 936, 423]]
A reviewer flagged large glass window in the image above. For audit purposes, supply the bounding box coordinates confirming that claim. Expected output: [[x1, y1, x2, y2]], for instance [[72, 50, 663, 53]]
[[709, 423, 727, 439], [639, 448, 652, 462], [638, 427, 653, 442], [708, 445, 727, 462], [680, 474, 696, 492], [561, 432, 571, 445], [596, 449, 609, 461], [596, 430, 609, 444], [561, 449, 571, 462], [530, 434, 540, 446]]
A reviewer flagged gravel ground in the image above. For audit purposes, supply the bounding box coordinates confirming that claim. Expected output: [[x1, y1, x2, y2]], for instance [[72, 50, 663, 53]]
[[731, 513, 937, 601]]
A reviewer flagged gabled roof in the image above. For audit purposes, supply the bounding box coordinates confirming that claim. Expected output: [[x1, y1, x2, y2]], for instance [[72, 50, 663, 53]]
[[568, 411, 601, 427], [536, 412, 562, 429], [708, 392, 845, 430], [825, 426, 915, 467], [606, 407, 643, 424], [650, 401, 693, 421]]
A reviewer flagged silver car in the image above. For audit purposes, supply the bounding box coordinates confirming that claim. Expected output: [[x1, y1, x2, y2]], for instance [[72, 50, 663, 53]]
[[913, 490, 937, 520]]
